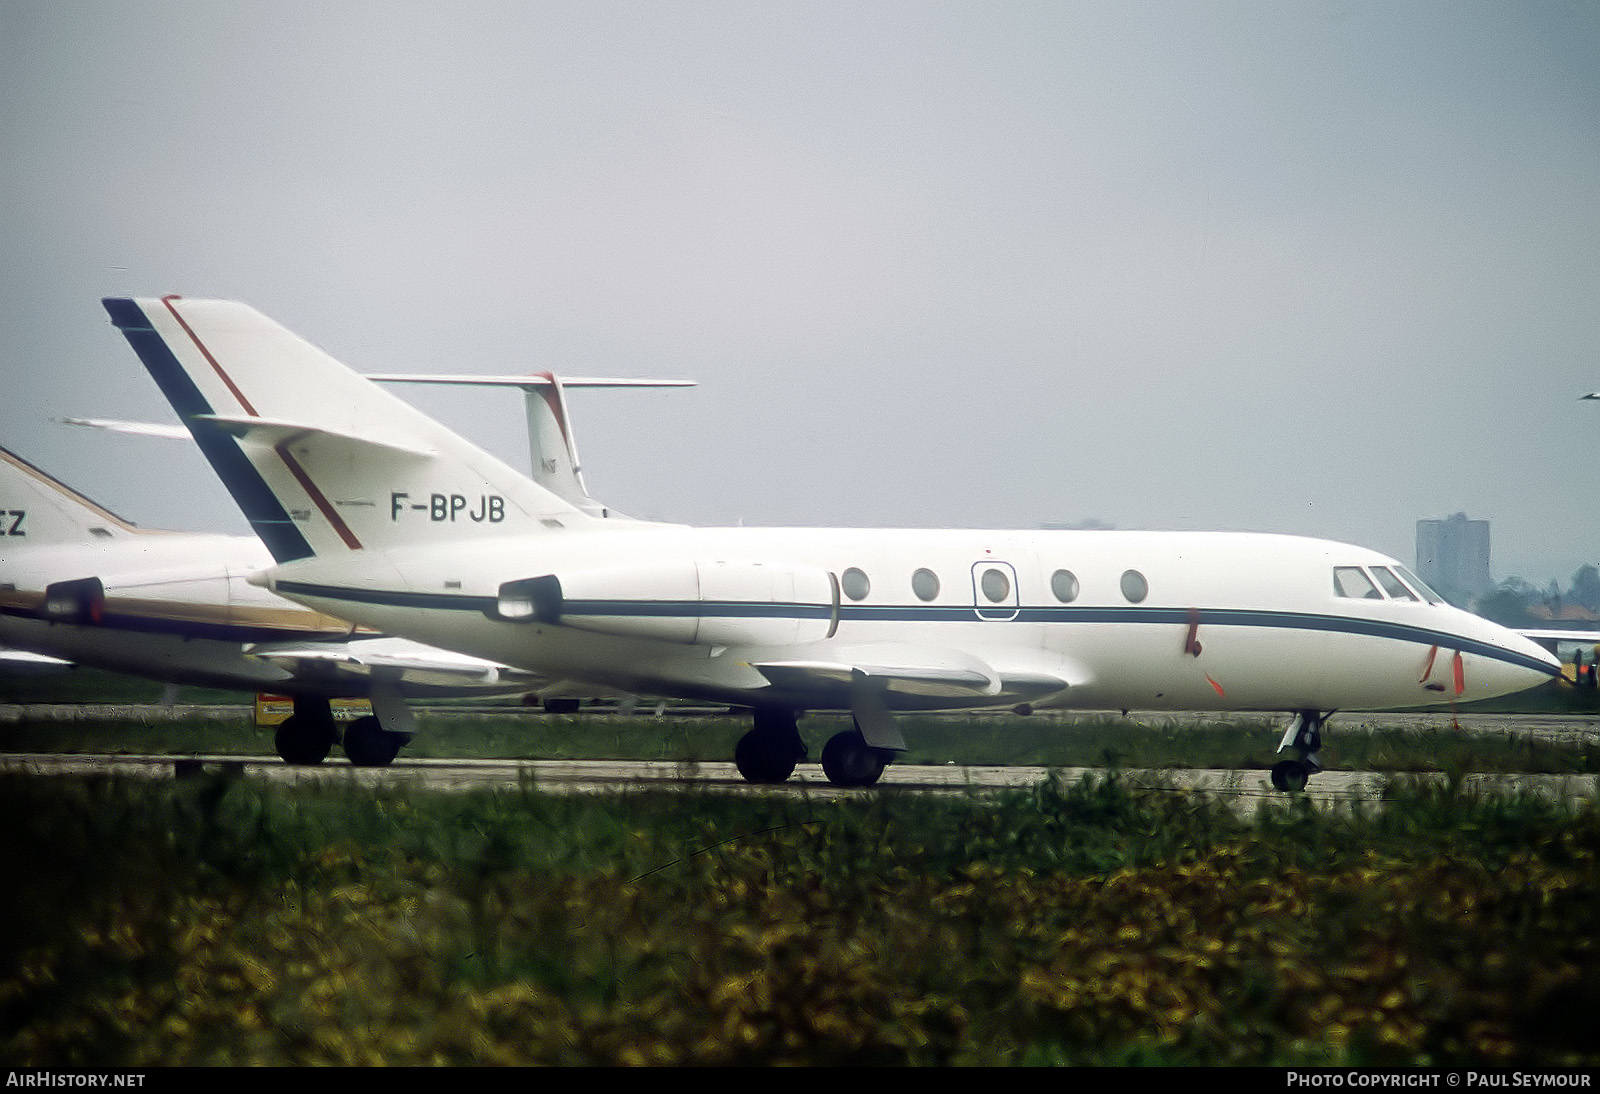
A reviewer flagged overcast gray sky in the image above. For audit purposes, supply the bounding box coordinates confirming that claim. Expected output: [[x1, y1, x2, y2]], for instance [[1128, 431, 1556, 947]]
[[4, 1, 1598, 585]]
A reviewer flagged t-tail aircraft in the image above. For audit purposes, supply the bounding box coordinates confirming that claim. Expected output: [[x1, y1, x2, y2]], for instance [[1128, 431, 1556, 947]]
[[0, 441, 545, 764], [0, 373, 686, 763], [104, 295, 1563, 791]]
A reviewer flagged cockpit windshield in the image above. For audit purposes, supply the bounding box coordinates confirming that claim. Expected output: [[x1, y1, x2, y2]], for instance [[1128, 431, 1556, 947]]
[[1370, 566, 1418, 601], [1394, 564, 1445, 604], [1334, 567, 1381, 599], [1334, 564, 1442, 605]]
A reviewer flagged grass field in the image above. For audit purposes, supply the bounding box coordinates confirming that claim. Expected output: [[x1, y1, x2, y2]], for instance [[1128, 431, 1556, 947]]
[[6, 668, 1600, 1064], [3, 768, 1598, 1065]]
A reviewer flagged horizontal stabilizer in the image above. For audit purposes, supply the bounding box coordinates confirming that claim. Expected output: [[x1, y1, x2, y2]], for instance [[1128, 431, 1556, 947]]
[[61, 417, 190, 440], [366, 373, 695, 390], [194, 414, 436, 458], [370, 371, 693, 517]]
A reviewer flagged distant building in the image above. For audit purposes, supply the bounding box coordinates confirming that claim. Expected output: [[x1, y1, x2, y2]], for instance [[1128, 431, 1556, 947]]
[[1416, 513, 1492, 601]]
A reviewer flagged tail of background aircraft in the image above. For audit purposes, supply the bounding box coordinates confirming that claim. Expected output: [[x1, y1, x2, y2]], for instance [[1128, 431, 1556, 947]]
[[363, 372, 693, 519], [103, 296, 595, 563], [64, 375, 691, 520], [0, 444, 140, 545]]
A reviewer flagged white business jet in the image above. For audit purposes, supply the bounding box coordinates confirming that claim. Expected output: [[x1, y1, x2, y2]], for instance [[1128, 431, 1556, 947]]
[[103, 296, 1562, 790], [0, 371, 687, 764]]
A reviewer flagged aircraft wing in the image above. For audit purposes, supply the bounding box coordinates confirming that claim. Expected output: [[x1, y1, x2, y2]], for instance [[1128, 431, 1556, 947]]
[[752, 643, 1077, 702], [0, 647, 74, 668], [755, 658, 997, 699], [1517, 628, 1600, 654], [245, 637, 547, 689]]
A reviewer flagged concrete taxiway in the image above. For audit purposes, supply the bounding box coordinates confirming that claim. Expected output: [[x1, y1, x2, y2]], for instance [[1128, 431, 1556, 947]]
[[3, 704, 1597, 814], [4, 751, 1595, 816]]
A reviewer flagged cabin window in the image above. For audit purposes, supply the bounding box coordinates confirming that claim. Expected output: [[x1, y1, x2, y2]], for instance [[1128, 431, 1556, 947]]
[[1334, 566, 1381, 599], [980, 567, 1011, 603], [1120, 569, 1148, 603], [1051, 569, 1080, 603], [841, 567, 870, 601], [1370, 566, 1418, 602], [912, 568, 940, 601]]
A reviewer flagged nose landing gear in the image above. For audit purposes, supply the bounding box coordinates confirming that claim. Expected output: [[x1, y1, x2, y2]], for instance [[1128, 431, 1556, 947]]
[[1270, 709, 1327, 792]]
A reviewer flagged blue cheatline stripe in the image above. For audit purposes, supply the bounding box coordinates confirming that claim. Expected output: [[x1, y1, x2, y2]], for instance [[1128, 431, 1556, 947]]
[[271, 581, 1562, 678], [102, 298, 316, 564], [562, 599, 835, 620]]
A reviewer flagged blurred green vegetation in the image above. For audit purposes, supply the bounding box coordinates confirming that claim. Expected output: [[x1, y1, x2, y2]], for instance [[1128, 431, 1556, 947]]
[[0, 666, 244, 705], [3, 771, 1598, 1065]]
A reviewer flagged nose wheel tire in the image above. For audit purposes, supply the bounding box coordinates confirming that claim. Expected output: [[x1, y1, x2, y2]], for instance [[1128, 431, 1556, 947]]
[[1269, 709, 1328, 793], [1270, 759, 1310, 793]]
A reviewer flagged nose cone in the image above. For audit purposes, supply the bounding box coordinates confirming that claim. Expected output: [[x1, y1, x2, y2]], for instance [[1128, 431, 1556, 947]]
[[1462, 618, 1563, 702]]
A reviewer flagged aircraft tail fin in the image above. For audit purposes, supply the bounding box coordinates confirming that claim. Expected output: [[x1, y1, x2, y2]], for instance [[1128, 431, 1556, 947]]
[[102, 296, 595, 563], [0, 445, 141, 545], [365, 372, 693, 517]]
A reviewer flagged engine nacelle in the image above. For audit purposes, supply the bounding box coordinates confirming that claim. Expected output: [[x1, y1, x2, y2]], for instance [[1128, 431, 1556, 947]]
[[43, 577, 105, 624], [493, 559, 836, 646]]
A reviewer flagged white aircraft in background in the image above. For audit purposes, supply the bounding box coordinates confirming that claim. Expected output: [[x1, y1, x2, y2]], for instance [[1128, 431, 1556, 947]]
[[0, 369, 689, 765], [104, 295, 1562, 791]]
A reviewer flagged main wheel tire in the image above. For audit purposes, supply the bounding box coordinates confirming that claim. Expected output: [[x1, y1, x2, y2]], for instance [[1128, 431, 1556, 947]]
[[343, 715, 405, 767], [734, 730, 797, 784], [821, 730, 887, 788], [275, 713, 335, 765]]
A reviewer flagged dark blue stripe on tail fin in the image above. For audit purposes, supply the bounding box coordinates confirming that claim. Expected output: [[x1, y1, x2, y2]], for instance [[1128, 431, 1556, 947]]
[[102, 297, 316, 563]]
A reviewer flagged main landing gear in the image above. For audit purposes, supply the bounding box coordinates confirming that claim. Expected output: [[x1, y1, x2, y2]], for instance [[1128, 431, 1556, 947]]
[[273, 695, 413, 768], [343, 714, 409, 767], [820, 729, 891, 788], [275, 696, 339, 765], [734, 707, 808, 784], [733, 707, 897, 788], [1270, 709, 1327, 793]]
